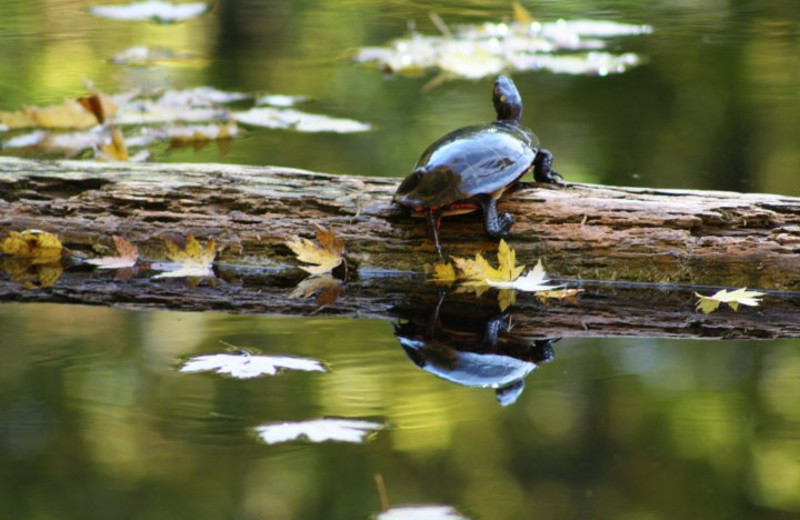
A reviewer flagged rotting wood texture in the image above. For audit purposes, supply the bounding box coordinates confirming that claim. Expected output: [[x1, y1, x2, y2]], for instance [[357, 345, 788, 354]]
[[1, 156, 799, 292]]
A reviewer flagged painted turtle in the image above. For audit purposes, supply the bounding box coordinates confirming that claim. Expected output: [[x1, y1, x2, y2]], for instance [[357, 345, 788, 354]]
[[394, 75, 561, 256]]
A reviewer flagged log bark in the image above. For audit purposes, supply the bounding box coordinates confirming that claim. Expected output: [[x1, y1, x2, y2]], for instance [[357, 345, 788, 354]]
[[1, 157, 798, 289], [1, 156, 800, 339]]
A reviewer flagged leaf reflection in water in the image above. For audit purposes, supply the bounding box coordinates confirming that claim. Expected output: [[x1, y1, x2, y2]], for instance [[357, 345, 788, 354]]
[[378, 505, 468, 520], [254, 418, 384, 445]]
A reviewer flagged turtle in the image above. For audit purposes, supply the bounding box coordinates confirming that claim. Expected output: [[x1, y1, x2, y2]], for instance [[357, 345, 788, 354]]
[[393, 75, 562, 257]]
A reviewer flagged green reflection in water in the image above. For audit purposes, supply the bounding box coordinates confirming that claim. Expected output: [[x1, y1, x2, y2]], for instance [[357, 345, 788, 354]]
[[0, 303, 798, 519]]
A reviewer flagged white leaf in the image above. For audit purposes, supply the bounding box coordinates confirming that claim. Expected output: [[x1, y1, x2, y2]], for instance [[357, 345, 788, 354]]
[[254, 418, 384, 444], [256, 94, 306, 107], [180, 352, 325, 379], [484, 260, 562, 292], [233, 107, 371, 133], [2, 130, 47, 148], [90, 1, 209, 23], [151, 261, 214, 279], [378, 506, 469, 520]]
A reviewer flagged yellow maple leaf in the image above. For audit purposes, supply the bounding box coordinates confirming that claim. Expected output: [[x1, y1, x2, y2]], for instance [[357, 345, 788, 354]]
[[165, 235, 215, 264], [285, 225, 345, 275], [152, 235, 216, 279], [536, 288, 583, 306], [430, 262, 457, 282], [451, 239, 524, 283], [497, 289, 516, 311], [0, 257, 63, 289], [97, 127, 129, 161], [695, 288, 765, 314], [1, 230, 63, 263]]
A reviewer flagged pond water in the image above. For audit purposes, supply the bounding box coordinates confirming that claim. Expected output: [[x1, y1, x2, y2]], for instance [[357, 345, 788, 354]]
[[1, 0, 799, 519]]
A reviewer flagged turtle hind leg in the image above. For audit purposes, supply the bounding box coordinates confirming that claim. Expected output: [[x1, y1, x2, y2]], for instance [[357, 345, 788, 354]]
[[426, 207, 445, 259], [533, 149, 563, 183], [476, 194, 514, 239]]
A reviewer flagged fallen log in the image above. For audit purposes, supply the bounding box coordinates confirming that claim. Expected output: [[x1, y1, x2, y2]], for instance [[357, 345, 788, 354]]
[[1, 157, 798, 289]]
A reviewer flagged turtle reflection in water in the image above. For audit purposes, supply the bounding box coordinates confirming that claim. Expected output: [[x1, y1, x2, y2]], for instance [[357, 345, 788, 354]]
[[394, 75, 562, 257], [394, 297, 559, 406]]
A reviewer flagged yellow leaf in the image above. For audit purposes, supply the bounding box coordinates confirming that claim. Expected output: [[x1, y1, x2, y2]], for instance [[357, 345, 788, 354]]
[[452, 253, 489, 281], [536, 288, 583, 306], [165, 235, 216, 264], [0, 110, 36, 129], [451, 239, 524, 283], [497, 289, 516, 311], [695, 288, 765, 314], [152, 235, 216, 279], [97, 127, 129, 161], [430, 262, 457, 282], [0, 91, 116, 130], [1, 230, 63, 263], [285, 225, 345, 275], [512, 1, 535, 24], [489, 239, 525, 282]]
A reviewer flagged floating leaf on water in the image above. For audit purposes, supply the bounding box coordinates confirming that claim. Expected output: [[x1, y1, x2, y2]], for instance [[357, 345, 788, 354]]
[[695, 288, 765, 314], [85, 235, 139, 269], [0, 257, 63, 289], [109, 46, 202, 66], [1, 230, 63, 263], [180, 351, 325, 379], [430, 262, 457, 282], [157, 87, 250, 107], [285, 225, 345, 275], [434, 40, 505, 79], [509, 52, 642, 76], [0, 97, 111, 131], [254, 418, 384, 445], [256, 94, 307, 107], [158, 121, 239, 142], [234, 107, 371, 133], [2, 130, 47, 148], [96, 127, 129, 161], [290, 274, 344, 307], [541, 19, 654, 38], [485, 259, 562, 292], [536, 287, 583, 305], [90, 1, 210, 23], [378, 505, 469, 520], [152, 235, 216, 279], [452, 239, 524, 284], [114, 102, 230, 125], [354, 10, 652, 80]]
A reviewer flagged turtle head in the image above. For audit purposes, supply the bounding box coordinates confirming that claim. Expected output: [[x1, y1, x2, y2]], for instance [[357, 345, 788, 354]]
[[492, 75, 522, 122]]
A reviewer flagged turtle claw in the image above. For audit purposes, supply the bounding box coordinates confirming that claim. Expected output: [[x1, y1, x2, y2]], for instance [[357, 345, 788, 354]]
[[500, 212, 515, 231], [533, 149, 563, 184]]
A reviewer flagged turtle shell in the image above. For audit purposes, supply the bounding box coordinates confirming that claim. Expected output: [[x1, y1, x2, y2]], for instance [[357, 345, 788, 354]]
[[394, 120, 539, 210]]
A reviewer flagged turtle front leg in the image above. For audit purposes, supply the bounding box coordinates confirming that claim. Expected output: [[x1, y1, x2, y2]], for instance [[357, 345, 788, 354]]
[[475, 194, 514, 239], [426, 207, 445, 259], [533, 149, 563, 183]]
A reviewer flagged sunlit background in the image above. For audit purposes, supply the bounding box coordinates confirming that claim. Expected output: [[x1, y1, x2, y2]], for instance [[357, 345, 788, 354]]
[[1, 0, 800, 519]]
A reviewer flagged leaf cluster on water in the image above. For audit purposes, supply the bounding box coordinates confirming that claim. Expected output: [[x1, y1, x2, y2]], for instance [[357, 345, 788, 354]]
[[354, 3, 652, 81]]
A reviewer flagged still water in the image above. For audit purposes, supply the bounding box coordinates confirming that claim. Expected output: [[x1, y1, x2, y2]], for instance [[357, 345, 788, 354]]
[[1, 0, 799, 518]]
